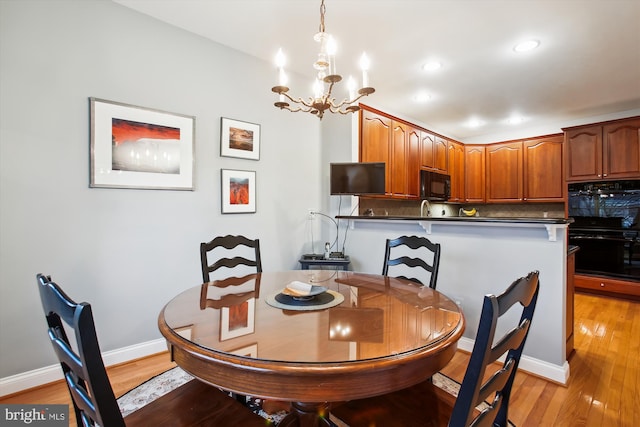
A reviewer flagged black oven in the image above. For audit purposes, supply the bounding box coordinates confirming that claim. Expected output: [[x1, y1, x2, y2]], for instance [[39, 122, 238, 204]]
[[568, 181, 640, 281]]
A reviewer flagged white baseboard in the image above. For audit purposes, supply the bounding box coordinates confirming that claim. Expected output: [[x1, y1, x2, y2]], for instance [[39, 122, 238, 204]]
[[457, 337, 570, 385], [0, 338, 166, 397], [2, 336, 570, 397]]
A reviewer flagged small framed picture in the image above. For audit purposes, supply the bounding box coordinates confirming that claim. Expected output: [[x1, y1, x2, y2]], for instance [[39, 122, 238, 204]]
[[90, 98, 195, 190], [220, 298, 255, 341], [221, 169, 256, 214], [220, 117, 260, 160]]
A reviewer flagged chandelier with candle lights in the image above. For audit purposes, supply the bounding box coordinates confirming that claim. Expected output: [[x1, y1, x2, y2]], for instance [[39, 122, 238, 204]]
[[271, 0, 375, 119]]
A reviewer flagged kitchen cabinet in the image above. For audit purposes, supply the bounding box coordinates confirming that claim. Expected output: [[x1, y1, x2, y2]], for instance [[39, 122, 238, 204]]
[[566, 247, 577, 359], [360, 109, 391, 194], [407, 127, 421, 198], [575, 274, 640, 300], [464, 145, 485, 203], [523, 135, 564, 202], [486, 141, 523, 203], [447, 140, 465, 202], [359, 107, 419, 199], [433, 137, 448, 173], [564, 116, 640, 182], [391, 121, 408, 196], [420, 132, 435, 169], [485, 135, 564, 203]]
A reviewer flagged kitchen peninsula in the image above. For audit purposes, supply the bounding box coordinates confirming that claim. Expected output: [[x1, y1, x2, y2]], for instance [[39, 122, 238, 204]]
[[336, 214, 573, 384]]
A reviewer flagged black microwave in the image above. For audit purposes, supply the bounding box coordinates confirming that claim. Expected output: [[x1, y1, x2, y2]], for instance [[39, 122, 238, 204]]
[[420, 170, 450, 201]]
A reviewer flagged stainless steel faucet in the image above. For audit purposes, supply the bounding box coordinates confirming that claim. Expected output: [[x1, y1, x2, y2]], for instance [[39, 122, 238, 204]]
[[420, 199, 431, 217]]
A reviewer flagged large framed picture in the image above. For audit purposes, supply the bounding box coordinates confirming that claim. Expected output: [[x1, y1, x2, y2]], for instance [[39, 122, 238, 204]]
[[221, 169, 256, 214], [220, 117, 260, 160], [220, 298, 255, 341], [90, 98, 195, 190]]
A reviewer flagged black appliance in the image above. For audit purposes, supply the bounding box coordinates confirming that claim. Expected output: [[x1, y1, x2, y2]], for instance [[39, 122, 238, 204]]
[[420, 170, 450, 201], [568, 180, 640, 281], [330, 162, 386, 195]]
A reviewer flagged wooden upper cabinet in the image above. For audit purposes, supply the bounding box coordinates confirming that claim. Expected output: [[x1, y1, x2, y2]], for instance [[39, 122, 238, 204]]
[[486, 141, 523, 203], [420, 132, 435, 169], [447, 140, 465, 202], [391, 121, 408, 197], [360, 109, 391, 193], [407, 127, 421, 198], [564, 125, 603, 181], [604, 118, 640, 179], [464, 145, 485, 203], [433, 137, 448, 173], [564, 117, 640, 182], [523, 135, 564, 201]]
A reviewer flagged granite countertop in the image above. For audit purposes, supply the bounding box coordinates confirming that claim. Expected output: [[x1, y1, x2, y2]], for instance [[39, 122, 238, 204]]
[[337, 215, 574, 225]]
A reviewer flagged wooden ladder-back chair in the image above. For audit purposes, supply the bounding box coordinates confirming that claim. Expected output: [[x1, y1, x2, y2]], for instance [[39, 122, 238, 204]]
[[36, 273, 265, 427], [382, 235, 442, 289], [331, 270, 540, 427], [200, 235, 262, 283]]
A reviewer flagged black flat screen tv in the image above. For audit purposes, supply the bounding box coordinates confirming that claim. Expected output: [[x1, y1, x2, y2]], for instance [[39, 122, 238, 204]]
[[330, 162, 386, 195]]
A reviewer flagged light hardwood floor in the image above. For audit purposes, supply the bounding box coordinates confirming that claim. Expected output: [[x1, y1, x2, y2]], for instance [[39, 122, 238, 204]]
[[2, 292, 638, 426]]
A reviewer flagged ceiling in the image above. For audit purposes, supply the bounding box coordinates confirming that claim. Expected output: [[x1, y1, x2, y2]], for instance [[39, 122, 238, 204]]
[[113, 0, 640, 143]]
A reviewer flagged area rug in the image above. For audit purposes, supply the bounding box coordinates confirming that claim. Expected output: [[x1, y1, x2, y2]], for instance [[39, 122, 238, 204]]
[[116, 367, 288, 424], [116, 367, 509, 426]]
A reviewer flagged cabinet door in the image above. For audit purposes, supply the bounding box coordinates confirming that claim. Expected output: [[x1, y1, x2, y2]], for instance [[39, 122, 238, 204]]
[[433, 137, 448, 173], [523, 135, 564, 201], [391, 121, 407, 197], [604, 118, 640, 179], [447, 141, 465, 202], [464, 145, 485, 203], [420, 132, 435, 169], [564, 125, 602, 182], [407, 127, 421, 198], [486, 141, 523, 203], [360, 110, 391, 193]]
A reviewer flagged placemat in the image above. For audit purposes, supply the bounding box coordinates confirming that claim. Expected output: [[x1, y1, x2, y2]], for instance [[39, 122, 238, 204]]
[[266, 289, 344, 311]]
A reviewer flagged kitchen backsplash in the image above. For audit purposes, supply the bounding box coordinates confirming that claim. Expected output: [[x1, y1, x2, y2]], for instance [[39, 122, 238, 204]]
[[358, 198, 565, 218]]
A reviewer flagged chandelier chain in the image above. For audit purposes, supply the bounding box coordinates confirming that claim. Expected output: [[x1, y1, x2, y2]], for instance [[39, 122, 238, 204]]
[[319, 0, 326, 33]]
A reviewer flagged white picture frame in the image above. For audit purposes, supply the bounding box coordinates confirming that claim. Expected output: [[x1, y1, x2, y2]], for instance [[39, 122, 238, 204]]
[[90, 98, 195, 190], [220, 117, 260, 160]]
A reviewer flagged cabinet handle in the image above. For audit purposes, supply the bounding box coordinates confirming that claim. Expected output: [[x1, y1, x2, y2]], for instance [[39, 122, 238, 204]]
[[600, 283, 605, 287], [603, 173, 608, 177]]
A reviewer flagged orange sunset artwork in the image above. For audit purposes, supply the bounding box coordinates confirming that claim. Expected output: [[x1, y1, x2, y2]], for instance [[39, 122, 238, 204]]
[[229, 177, 250, 205], [111, 118, 181, 174]]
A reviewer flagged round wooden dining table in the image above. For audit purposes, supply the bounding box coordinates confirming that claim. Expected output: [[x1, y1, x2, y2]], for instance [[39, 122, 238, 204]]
[[159, 270, 465, 427]]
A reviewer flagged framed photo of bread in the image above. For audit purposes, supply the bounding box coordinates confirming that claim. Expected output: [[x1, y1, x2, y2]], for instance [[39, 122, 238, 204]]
[[221, 169, 256, 214], [220, 117, 260, 160]]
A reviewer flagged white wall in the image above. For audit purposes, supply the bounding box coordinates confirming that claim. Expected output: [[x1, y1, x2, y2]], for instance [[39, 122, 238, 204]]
[[0, 0, 330, 379]]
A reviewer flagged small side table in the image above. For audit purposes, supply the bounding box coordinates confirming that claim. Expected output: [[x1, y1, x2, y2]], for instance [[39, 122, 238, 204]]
[[299, 256, 350, 271]]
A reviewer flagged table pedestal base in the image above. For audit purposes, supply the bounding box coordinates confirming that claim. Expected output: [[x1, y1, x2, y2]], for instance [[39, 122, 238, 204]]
[[278, 402, 335, 427]]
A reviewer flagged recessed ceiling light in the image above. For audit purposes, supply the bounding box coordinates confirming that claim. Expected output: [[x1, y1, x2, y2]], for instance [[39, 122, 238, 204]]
[[414, 92, 432, 102], [513, 39, 540, 53], [467, 118, 485, 128], [422, 61, 442, 72]]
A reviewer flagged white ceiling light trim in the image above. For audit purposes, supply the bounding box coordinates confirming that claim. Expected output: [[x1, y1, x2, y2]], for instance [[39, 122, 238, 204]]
[[513, 39, 540, 53], [422, 61, 442, 72]]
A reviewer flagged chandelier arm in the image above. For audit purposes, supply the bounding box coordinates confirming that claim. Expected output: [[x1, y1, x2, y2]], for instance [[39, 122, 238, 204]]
[[282, 105, 312, 113], [281, 91, 317, 109]]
